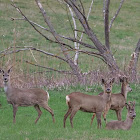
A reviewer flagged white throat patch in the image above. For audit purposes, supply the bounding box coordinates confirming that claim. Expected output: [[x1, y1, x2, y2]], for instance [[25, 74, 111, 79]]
[[4, 86, 8, 92]]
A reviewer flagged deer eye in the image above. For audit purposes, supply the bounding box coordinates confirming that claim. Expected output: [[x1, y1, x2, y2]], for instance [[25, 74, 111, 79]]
[[130, 111, 132, 114], [3, 75, 4, 76]]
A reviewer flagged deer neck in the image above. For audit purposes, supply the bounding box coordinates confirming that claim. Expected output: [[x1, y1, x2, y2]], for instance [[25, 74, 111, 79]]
[[102, 92, 111, 103], [124, 115, 133, 129], [3, 81, 11, 93], [121, 83, 127, 100]]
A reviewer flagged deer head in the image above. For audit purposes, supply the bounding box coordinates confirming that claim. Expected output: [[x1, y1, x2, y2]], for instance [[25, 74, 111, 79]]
[[120, 76, 132, 92], [125, 101, 136, 119], [102, 78, 115, 94], [1, 66, 13, 84]]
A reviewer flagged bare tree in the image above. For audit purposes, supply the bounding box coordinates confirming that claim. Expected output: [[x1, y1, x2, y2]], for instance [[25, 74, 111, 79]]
[[1, 0, 139, 82]]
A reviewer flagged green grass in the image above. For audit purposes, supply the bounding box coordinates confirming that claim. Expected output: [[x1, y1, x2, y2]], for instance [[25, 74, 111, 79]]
[[0, 0, 140, 73], [0, 84, 140, 140], [0, 1, 140, 139]]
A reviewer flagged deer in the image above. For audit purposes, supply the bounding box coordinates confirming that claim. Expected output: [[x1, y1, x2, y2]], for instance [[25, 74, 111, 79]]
[[63, 78, 115, 129], [0, 68, 55, 124], [90, 76, 132, 125], [106, 101, 136, 130]]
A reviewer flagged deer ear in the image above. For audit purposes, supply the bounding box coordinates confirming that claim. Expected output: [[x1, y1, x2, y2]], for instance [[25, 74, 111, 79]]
[[120, 77, 123, 83], [111, 78, 115, 83], [7, 65, 14, 73], [8, 69, 11, 73], [0, 69, 4, 73], [133, 101, 136, 107], [125, 103, 130, 110], [102, 79, 105, 84]]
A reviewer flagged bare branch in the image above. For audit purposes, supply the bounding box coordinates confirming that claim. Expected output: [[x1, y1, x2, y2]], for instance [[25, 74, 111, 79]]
[[60, 35, 97, 50], [25, 60, 73, 74], [65, 0, 106, 53], [86, 0, 95, 21], [75, 0, 95, 65], [11, 6, 75, 51], [109, 0, 125, 31], [35, 0, 83, 82], [0, 46, 68, 63], [11, 3, 53, 43], [11, 17, 50, 32], [104, 0, 110, 49], [67, 4, 78, 65], [78, 50, 106, 63]]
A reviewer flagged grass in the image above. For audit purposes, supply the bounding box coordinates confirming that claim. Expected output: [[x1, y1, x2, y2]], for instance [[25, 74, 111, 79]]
[[0, 84, 140, 140], [0, 0, 140, 139], [0, 0, 140, 73]]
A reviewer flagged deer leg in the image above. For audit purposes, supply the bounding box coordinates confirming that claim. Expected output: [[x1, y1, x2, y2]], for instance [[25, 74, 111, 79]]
[[102, 112, 107, 124], [12, 104, 18, 124], [118, 109, 122, 121], [41, 103, 55, 123], [91, 113, 96, 126], [34, 105, 42, 124], [115, 110, 121, 121], [96, 112, 102, 129], [103, 103, 111, 124], [64, 108, 72, 128], [70, 108, 79, 128]]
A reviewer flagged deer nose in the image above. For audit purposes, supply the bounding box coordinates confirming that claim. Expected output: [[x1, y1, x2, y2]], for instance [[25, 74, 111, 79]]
[[4, 78, 7, 81], [106, 89, 111, 93], [133, 114, 136, 118]]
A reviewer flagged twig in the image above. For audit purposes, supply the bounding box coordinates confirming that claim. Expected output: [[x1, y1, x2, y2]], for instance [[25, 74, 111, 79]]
[[60, 35, 97, 50], [11, 3, 53, 42], [11, 17, 50, 32], [109, 0, 125, 32], [29, 48, 38, 63], [25, 60, 73, 75], [0, 46, 68, 63], [75, 0, 95, 65]]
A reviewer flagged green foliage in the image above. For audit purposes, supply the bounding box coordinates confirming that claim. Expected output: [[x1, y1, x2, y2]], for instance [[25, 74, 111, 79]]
[[0, 84, 140, 140]]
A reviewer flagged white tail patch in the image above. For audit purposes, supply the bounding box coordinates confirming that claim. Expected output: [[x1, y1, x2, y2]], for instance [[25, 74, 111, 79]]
[[46, 91, 50, 100], [66, 95, 70, 105]]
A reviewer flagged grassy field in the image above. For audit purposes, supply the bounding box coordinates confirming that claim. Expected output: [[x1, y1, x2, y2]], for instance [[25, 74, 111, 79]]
[[0, 0, 140, 140], [0, 84, 140, 140], [0, 0, 140, 72]]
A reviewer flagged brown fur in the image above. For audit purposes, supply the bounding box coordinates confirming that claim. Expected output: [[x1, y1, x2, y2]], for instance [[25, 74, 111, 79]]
[[64, 78, 115, 129], [91, 77, 132, 125], [0, 68, 55, 124], [106, 101, 136, 130]]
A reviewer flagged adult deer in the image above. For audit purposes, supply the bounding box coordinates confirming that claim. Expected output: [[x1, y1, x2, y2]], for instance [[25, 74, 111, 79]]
[[0, 68, 55, 124], [63, 78, 115, 129], [91, 76, 132, 125], [106, 101, 136, 130]]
